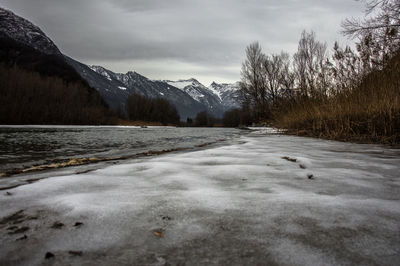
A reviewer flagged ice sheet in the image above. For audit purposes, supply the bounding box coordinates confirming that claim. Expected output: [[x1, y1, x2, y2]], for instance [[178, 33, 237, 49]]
[[0, 131, 399, 265]]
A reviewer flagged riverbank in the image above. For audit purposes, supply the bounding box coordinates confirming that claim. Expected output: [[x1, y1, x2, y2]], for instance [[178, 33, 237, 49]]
[[0, 126, 241, 181], [280, 127, 400, 146], [116, 119, 177, 127], [272, 52, 400, 146], [1, 129, 399, 265]]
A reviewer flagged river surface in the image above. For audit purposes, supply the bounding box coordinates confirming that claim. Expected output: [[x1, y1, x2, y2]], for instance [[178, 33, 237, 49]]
[[0, 126, 242, 172]]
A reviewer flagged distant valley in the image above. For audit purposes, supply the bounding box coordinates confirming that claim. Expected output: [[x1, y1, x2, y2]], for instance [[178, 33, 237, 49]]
[[69, 60, 241, 120]]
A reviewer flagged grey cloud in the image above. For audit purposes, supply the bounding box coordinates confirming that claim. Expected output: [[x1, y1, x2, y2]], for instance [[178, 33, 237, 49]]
[[110, 0, 189, 12], [0, 0, 364, 84]]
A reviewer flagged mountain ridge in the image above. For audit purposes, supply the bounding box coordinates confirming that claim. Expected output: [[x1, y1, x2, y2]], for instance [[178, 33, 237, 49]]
[[0, 7, 61, 55], [67, 59, 208, 120], [0, 6, 241, 121], [164, 79, 226, 117]]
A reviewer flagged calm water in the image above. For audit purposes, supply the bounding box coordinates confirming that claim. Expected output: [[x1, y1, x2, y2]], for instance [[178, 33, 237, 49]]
[[0, 126, 242, 172]]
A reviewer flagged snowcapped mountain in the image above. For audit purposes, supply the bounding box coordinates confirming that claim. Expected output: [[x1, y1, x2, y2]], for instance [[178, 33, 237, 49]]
[[66, 60, 206, 120], [0, 7, 241, 121], [163, 79, 242, 115], [209, 82, 242, 110], [0, 8, 61, 55], [164, 79, 225, 117]]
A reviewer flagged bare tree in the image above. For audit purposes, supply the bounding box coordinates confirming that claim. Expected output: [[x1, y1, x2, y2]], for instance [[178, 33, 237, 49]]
[[240, 42, 268, 119], [279, 53, 296, 99], [240, 41, 297, 119], [263, 53, 282, 104], [330, 42, 364, 93], [262, 52, 294, 104], [293, 30, 328, 98], [342, 0, 400, 38], [342, 0, 400, 67]]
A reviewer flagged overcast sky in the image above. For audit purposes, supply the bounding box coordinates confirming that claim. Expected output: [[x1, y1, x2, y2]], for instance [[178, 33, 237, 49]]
[[0, 0, 365, 85]]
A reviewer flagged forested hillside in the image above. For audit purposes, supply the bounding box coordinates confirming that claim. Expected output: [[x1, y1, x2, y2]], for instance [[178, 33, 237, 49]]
[[126, 93, 180, 125], [0, 34, 116, 125]]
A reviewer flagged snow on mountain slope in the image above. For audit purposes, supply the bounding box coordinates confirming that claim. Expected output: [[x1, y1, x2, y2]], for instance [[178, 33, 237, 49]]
[[89, 65, 113, 81], [66, 61, 206, 120], [163, 79, 226, 117], [165, 80, 195, 91], [0, 7, 61, 55], [208, 82, 240, 100], [209, 82, 241, 110]]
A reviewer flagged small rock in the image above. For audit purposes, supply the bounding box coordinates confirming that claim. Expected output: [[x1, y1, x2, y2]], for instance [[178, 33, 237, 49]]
[[153, 229, 164, 238], [282, 156, 297, 162], [76, 169, 92, 175], [74, 222, 84, 227], [16, 234, 28, 241], [161, 216, 171, 221], [8, 226, 29, 235], [45, 252, 55, 259], [299, 164, 306, 169], [219, 225, 230, 231], [308, 174, 314, 179], [5, 192, 13, 196], [0, 210, 24, 225], [51, 221, 64, 229], [68, 250, 83, 256]]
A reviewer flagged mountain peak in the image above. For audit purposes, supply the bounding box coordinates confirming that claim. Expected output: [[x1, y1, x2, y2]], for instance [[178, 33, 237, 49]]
[[126, 71, 148, 80], [0, 7, 61, 55], [165, 79, 203, 91], [176, 78, 199, 84]]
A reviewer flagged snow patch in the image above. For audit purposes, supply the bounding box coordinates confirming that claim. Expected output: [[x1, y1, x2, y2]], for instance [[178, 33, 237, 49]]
[[166, 80, 194, 91], [1, 131, 399, 265]]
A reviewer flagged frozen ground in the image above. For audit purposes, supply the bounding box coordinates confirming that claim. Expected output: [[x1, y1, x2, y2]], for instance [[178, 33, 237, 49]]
[[0, 129, 399, 265]]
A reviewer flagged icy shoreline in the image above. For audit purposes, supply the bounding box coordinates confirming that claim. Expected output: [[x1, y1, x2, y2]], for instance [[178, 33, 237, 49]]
[[1, 130, 399, 265], [0, 126, 242, 179]]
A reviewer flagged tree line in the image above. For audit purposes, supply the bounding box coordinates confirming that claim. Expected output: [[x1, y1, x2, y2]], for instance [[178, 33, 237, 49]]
[[125, 95, 222, 127], [0, 64, 115, 125], [125, 93, 180, 125], [0, 33, 186, 126], [0, 34, 117, 125], [235, 0, 400, 143]]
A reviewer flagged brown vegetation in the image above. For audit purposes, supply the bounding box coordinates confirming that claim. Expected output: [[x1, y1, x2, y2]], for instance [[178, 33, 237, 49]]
[[274, 52, 400, 144], [237, 0, 400, 144]]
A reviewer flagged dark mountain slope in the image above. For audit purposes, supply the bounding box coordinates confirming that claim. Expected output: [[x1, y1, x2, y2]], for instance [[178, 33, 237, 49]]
[[164, 79, 225, 117], [0, 33, 88, 84], [0, 28, 114, 124], [0, 7, 61, 55], [67, 60, 206, 120]]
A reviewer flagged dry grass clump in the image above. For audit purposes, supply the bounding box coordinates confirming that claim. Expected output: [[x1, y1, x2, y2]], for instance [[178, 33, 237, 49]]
[[274, 53, 400, 144]]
